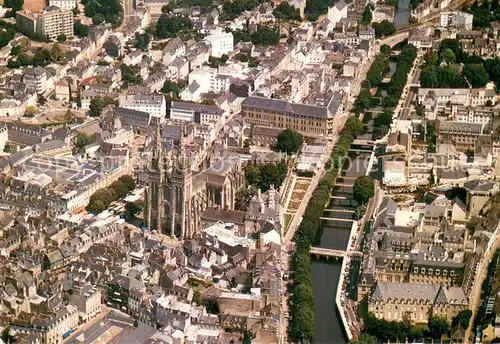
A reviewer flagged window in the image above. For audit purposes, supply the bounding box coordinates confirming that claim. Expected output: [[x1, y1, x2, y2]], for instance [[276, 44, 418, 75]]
[[435, 269, 440, 275], [428, 268, 433, 275], [421, 268, 426, 274]]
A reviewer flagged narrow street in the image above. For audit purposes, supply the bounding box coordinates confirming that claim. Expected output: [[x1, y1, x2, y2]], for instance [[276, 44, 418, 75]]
[[465, 232, 500, 343]]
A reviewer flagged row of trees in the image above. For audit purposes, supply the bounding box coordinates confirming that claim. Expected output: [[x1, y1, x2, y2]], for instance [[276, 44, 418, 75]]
[[289, 116, 364, 342], [353, 176, 374, 205], [86, 175, 136, 214], [244, 161, 287, 192], [364, 314, 449, 342], [382, 43, 417, 108], [354, 49, 390, 114]]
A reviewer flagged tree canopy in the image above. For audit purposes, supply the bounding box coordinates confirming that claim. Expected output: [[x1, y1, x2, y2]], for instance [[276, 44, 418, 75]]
[[288, 116, 363, 343], [275, 129, 303, 154], [244, 162, 287, 192], [361, 5, 372, 25], [273, 2, 301, 20], [87, 175, 136, 214], [82, 0, 122, 27], [463, 63, 490, 88], [428, 316, 448, 339], [88, 97, 115, 117], [373, 20, 395, 38], [220, 0, 265, 21], [251, 26, 279, 46], [156, 15, 193, 39], [353, 176, 375, 205], [75, 132, 92, 149], [134, 32, 150, 50]]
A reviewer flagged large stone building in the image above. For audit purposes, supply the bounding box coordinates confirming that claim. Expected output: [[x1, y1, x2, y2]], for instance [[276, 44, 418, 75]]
[[144, 125, 245, 237], [241, 94, 344, 137], [369, 282, 468, 323]]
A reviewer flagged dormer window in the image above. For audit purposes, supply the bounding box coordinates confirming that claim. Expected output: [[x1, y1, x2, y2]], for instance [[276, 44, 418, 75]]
[[428, 268, 433, 275], [435, 269, 440, 276], [421, 268, 426, 274], [443, 270, 448, 276]]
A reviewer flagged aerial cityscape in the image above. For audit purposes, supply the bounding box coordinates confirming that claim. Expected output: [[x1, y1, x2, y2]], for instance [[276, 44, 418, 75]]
[[0, 0, 499, 342]]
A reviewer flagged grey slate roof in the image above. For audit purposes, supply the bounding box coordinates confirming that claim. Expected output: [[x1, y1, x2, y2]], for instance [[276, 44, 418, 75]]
[[372, 282, 440, 303], [242, 93, 343, 119], [439, 121, 483, 135]]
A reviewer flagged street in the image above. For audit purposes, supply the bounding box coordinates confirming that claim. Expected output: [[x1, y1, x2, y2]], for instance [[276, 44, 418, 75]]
[[464, 231, 500, 343]]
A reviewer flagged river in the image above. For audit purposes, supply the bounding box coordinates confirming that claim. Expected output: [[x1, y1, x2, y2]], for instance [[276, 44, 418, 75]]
[[311, 149, 372, 343], [394, 0, 410, 28]]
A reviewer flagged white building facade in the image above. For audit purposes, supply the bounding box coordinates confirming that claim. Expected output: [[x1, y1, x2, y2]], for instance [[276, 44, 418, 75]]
[[205, 30, 234, 57]]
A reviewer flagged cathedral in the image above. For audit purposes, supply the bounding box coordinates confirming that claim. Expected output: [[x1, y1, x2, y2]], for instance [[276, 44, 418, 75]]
[[144, 126, 245, 238]]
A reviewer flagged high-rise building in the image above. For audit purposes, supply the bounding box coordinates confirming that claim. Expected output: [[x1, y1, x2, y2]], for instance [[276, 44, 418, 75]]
[[16, 6, 74, 40]]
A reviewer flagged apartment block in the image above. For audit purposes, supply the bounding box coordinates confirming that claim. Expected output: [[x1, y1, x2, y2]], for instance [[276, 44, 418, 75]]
[[204, 29, 234, 57], [48, 0, 77, 10], [118, 92, 166, 119], [17, 6, 74, 40], [440, 11, 474, 30]]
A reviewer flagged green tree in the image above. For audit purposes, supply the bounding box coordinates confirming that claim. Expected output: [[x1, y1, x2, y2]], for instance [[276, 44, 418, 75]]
[[440, 48, 456, 64], [353, 176, 375, 205], [373, 20, 395, 38], [380, 44, 391, 55], [373, 124, 390, 139], [155, 15, 193, 38], [1, 326, 15, 344], [88, 98, 105, 117], [74, 22, 90, 37], [57, 34, 67, 42], [349, 334, 378, 344], [463, 63, 490, 88], [50, 43, 65, 61], [118, 175, 136, 191], [235, 187, 257, 211], [423, 50, 438, 67], [161, 79, 182, 98], [428, 315, 449, 339], [452, 309, 472, 330], [134, 32, 150, 50], [273, 2, 301, 20], [275, 129, 303, 154], [251, 26, 279, 46], [75, 132, 92, 149], [124, 201, 143, 220], [33, 51, 46, 66], [361, 5, 372, 25], [10, 44, 22, 56], [92, 13, 105, 25]]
